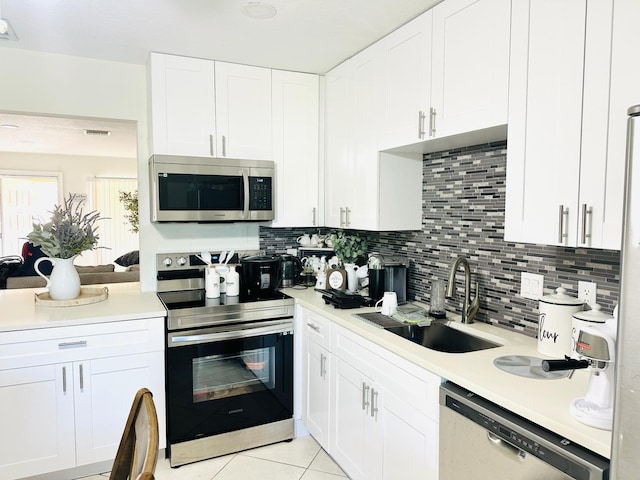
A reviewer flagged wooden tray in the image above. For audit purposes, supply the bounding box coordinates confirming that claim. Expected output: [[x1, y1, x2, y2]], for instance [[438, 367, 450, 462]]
[[35, 286, 109, 307]]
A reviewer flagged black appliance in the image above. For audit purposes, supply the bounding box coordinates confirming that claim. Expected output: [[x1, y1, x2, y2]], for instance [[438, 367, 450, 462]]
[[239, 254, 282, 299], [149, 155, 275, 223], [318, 289, 373, 309], [156, 252, 294, 468]]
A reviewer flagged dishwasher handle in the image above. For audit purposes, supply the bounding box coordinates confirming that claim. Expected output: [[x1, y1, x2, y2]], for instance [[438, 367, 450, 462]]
[[487, 432, 526, 460]]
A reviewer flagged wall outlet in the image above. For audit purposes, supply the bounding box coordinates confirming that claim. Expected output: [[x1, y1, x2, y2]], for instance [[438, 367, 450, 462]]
[[578, 281, 597, 306], [520, 272, 544, 300]]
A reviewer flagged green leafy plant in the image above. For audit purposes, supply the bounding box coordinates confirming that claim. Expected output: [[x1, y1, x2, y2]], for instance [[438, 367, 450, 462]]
[[26, 194, 102, 259], [330, 230, 368, 265], [119, 190, 139, 234]]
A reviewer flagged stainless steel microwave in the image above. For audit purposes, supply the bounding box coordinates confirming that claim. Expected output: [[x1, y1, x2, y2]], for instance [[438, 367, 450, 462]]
[[149, 155, 275, 223]]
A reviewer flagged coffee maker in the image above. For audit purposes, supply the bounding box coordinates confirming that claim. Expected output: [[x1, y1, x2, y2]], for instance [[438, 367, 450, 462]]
[[367, 253, 408, 304]]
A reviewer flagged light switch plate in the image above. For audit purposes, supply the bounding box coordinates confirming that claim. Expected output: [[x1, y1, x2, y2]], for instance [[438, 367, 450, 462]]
[[521, 272, 544, 300]]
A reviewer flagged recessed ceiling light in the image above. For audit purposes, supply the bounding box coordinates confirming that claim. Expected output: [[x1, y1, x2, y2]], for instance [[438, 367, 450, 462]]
[[0, 124, 19, 129], [241, 2, 277, 20]]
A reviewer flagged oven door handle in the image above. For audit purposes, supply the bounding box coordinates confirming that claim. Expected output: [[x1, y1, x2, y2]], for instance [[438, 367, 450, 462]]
[[169, 322, 292, 347]]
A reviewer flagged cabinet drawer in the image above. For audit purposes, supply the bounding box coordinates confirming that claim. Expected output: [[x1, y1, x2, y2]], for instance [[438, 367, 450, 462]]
[[0, 319, 164, 370], [305, 310, 332, 350]]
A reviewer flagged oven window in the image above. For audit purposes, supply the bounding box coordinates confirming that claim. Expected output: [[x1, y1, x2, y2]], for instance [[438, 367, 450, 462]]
[[158, 173, 243, 211], [193, 346, 274, 403]]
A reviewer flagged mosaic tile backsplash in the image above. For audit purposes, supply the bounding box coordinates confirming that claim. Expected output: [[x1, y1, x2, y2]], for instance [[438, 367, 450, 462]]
[[260, 141, 621, 338]]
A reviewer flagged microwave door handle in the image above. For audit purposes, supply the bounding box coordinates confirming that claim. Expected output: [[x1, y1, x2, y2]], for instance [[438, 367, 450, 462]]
[[242, 169, 250, 219]]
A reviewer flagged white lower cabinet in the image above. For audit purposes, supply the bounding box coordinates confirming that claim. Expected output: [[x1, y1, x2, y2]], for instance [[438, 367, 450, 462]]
[[297, 306, 440, 480], [0, 318, 165, 480]]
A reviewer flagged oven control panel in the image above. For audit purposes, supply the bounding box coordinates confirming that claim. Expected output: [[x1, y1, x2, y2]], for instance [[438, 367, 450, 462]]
[[157, 253, 197, 272]]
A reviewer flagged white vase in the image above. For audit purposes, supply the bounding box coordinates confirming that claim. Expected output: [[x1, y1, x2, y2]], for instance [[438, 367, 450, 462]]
[[344, 263, 359, 293], [34, 255, 81, 300]]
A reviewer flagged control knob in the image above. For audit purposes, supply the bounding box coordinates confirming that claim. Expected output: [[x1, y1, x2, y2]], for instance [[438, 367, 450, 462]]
[[176, 256, 188, 267], [162, 257, 173, 267]]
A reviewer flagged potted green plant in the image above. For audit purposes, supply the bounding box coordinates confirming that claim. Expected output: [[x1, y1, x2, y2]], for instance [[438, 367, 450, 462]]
[[119, 190, 139, 234], [329, 230, 368, 292], [26, 193, 102, 300]]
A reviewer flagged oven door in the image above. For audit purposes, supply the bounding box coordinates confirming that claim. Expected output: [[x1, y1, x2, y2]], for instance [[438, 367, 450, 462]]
[[166, 319, 294, 445]]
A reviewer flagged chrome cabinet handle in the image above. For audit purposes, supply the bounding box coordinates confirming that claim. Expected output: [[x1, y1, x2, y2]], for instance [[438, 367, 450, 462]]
[[312, 207, 317, 226], [209, 134, 215, 156], [581, 204, 593, 245], [429, 107, 437, 137], [307, 322, 320, 332], [58, 340, 87, 349], [370, 388, 379, 418], [222, 135, 227, 157], [362, 382, 370, 412], [340, 207, 346, 227], [418, 110, 426, 139], [320, 353, 326, 378], [558, 205, 569, 244], [345, 207, 351, 227], [62, 366, 67, 394], [79, 364, 84, 391]]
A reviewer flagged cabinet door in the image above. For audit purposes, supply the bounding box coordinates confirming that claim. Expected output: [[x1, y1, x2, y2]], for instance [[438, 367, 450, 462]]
[[332, 357, 368, 480], [350, 45, 383, 230], [324, 60, 354, 228], [379, 11, 432, 150], [149, 53, 217, 156], [74, 353, 160, 466], [306, 340, 331, 449], [215, 62, 272, 160], [431, 0, 510, 138], [0, 364, 75, 479], [505, 0, 586, 245], [271, 70, 320, 227]]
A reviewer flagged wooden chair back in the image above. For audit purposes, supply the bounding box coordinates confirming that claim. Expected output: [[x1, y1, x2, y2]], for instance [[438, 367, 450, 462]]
[[109, 388, 159, 480]]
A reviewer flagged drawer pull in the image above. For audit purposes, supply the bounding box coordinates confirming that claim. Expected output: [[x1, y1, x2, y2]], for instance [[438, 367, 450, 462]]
[[307, 322, 320, 332], [58, 340, 88, 349]]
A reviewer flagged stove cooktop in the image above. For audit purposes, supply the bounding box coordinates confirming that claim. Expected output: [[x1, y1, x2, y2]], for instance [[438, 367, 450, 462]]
[[158, 289, 292, 311]]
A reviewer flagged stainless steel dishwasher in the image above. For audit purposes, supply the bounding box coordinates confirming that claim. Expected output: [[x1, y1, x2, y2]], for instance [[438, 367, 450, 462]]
[[439, 382, 609, 480]]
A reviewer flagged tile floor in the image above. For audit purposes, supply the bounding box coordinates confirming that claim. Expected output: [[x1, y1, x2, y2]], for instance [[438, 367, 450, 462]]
[[77, 435, 348, 480]]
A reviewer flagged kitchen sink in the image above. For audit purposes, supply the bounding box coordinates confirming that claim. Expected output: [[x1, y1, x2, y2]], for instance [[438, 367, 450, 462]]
[[384, 322, 501, 353]]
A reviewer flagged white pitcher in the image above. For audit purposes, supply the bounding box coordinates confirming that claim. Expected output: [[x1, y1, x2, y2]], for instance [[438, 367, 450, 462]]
[[34, 255, 81, 300]]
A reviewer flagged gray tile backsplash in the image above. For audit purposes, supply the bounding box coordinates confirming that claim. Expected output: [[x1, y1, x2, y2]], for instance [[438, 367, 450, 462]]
[[260, 141, 621, 338]]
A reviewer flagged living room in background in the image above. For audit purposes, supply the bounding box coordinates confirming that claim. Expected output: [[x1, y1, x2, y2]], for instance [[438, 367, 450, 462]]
[[0, 171, 61, 257], [87, 177, 138, 266]]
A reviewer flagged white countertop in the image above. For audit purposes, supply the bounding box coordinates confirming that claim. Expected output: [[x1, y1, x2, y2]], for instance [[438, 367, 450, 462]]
[[0, 283, 166, 331], [283, 286, 612, 459]]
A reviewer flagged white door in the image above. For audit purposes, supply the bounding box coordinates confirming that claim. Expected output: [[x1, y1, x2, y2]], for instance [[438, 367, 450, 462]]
[[378, 11, 432, 150], [271, 70, 320, 227], [504, 0, 586, 245], [332, 357, 368, 480], [149, 53, 216, 157], [431, 0, 510, 138], [350, 45, 382, 230], [215, 62, 272, 160], [324, 60, 354, 228], [74, 354, 155, 466], [306, 341, 330, 448], [0, 364, 75, 479]]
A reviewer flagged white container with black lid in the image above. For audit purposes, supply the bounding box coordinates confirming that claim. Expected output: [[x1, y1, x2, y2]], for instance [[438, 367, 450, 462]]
[[537, 287, 584, 357]]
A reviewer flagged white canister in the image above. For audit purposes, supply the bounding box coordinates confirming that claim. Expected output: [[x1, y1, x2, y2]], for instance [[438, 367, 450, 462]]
[[226, 265, 240, 297], [537, 287, 584, 357], [205, 265, 220, 299], [570, 304, 612, 358], [216, 265, 230, 294]]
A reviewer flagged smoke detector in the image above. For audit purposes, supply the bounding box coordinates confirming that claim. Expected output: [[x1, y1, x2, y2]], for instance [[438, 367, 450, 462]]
[[241, 2, 277, 20]]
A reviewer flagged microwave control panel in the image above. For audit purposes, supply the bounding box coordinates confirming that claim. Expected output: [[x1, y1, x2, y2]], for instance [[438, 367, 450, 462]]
[[249, 176, 272, 210]]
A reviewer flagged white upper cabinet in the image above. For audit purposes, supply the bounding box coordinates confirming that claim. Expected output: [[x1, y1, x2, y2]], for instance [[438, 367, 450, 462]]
[[505, 0, 635, 249], [149, 53, 217, 157], [271, 70, 320, 227], [430, 0, 510, 139], [378, 12, 432, 151], [214, 61, 272, 160]]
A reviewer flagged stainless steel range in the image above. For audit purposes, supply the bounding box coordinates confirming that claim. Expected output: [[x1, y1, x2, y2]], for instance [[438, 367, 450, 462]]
[[156, 252, 295, 468]]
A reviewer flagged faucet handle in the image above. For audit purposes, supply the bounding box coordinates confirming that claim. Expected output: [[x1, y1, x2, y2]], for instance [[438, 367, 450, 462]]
[[467, 282, 480, 323]]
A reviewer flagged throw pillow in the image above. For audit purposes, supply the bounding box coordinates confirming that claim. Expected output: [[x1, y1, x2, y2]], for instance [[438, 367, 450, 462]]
[[114, 250, 139, 267]]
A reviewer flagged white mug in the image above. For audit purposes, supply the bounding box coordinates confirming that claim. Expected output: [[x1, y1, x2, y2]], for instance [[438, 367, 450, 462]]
[[375, 291, 398, 316]]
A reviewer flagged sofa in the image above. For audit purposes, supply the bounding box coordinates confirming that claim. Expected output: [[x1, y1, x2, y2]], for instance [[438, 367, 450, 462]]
[[5, 264, 140, 289]]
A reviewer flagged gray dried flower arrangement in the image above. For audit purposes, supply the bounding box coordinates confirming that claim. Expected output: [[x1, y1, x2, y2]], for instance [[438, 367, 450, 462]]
[[27, 193, 102, 259]]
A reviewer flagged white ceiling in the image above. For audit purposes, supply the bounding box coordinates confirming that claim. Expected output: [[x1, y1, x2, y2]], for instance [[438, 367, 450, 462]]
[[0, 0, 441, 157]]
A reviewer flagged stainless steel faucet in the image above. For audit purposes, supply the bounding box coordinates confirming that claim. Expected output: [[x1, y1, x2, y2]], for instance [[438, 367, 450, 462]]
[[446, 256, 479, 324]]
